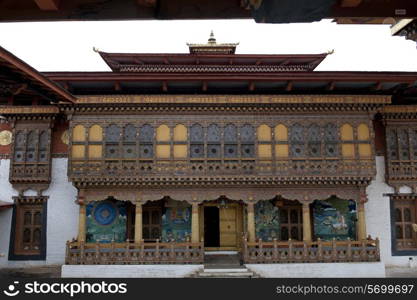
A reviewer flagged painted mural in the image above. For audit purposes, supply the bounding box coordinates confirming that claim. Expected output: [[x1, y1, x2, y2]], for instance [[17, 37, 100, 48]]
[[255, 200, 280, 241], [86, 199, 127, 243], [162, 202, 191, 242], [312, 197, 357, 241]]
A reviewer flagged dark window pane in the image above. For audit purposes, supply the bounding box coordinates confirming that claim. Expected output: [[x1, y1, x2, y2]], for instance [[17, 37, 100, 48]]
[[24, 211, 32, 225], [106, 125, 121, 143], [124, 124, 136, 142], [23, 228, 31, 243], [224, 124, 237, 142], [404, 208, 411, 222], [139, 124, 154, 142], [207, 124, 220, 142], [281, 227, 289, 240], [395, 208, 402, 222], [190, 124, 204, 142], [34, 211, 42, 225]]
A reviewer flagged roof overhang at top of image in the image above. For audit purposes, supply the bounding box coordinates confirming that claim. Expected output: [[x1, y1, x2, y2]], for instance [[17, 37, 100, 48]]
[[0, 46, 75, 103]]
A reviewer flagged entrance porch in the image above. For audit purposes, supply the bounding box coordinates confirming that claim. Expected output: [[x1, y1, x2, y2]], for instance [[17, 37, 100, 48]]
[[65, 188, 380, 265]]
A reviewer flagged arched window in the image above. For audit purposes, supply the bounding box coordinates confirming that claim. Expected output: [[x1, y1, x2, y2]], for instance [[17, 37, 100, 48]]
[[387, 128, 398, 160], [274, 124, 288, 159], [14, 131, 25, 162], [173, 124, 187, 159], [190, 124, 204, 158], [307, 124, 321, 157], [39, 131, 48, 162], [240, 124, 255, 158], [290, 124, 305, 157], [257, 124, 272, 159], [224, 124, 238, 158], [324, 123, 338, 157], [207, 124, 221, 158], [139, 124, 154, 159], [72, 125, 86, 159], [156, 125, 170, 159], [87, 125, 103, 159], [26, 131, 37, 162], [123, 124, 136, 159], [341, 124, 354, 159], [105, 124, 121, 158], [357, 123, 372, 158], [398, 128, 410, 160]]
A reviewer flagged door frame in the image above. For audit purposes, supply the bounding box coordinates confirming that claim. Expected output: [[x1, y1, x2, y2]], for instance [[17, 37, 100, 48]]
[[200, 201, 243, 251]]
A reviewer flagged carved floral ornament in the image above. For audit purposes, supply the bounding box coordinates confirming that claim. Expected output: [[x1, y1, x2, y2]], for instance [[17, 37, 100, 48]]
[[80, 187, 363, 204], [0, 130, 12, 146]]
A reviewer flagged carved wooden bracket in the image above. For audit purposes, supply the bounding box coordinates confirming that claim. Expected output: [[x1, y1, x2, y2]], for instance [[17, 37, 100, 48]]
[[79, 187, 362, 204]]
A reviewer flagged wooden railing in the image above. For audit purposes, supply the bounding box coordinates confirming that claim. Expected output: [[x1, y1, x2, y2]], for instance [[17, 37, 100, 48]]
[[241, 236, 380, 264], [65, 240, 204, 265]]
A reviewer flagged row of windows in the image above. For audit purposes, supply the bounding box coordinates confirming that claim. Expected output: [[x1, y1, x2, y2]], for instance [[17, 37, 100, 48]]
[[71, 123, 372, 160], [386, 127, 417, 161], [13, 130, 49, 163]]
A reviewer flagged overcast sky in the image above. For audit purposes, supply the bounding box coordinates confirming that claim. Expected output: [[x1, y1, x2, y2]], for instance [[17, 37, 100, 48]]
[[0, 19, 416, 72]]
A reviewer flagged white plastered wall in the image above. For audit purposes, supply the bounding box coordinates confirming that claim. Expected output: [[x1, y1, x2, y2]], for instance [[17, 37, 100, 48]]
[[366, 156, 417, 267], [0, 158, 78, 267]]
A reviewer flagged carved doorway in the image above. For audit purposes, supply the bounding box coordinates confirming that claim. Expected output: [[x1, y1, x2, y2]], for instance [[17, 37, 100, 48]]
[[204, 206, 220, 247]]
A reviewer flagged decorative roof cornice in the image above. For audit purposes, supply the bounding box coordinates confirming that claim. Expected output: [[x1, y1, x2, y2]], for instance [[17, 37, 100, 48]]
[[119, 64, 314, 73]]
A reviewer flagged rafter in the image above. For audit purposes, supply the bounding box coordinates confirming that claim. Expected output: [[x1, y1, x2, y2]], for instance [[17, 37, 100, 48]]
[[34, 0, 60, 11]]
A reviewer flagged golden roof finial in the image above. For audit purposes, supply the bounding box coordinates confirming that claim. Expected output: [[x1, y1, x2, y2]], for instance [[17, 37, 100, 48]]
[[327, 49, 335, 55], [93, 47, 100, 53], [208, 30, 216, 44]]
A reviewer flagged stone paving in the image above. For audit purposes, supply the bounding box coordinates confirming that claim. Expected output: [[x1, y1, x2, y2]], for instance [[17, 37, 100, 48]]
[[0, 265, 416, 278]]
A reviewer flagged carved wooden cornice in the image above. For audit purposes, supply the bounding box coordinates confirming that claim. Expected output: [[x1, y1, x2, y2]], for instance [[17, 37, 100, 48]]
[[0, 106, 59, 121], [380, 105, 417, 121], [81, 186, 362, 204], [389, 193, 417, 201], [71, 175, 373, 190], [13, 195, 48, 204], [59, 94, 390, 114], [74, 94, 391, 105], [119, 64, 314, 73]]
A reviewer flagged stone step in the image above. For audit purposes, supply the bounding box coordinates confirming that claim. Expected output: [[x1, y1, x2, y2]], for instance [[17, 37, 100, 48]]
[[197, 271, 255, 278], [203, 268, 249, 273]]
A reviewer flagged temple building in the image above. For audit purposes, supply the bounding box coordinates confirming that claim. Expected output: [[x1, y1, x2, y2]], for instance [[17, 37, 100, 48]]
[[0, 33, 417, 277]]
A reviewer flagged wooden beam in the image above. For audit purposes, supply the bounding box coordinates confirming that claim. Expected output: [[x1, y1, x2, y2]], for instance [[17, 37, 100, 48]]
[[280, 60, 291, 66], [163, 58, 170, 65], [34, 0, 60, 11], [162, 81, 168, 92], [327, 81, 335, 91], [340, 0, 363, 8], [136, 0, 156, 7], [285, 81, 293, 91], [255, 59, 262, 65], [373, 81, 382, 91], [202, 81, 208, 92], [114, 82, 121, 91], [249, 81, 255, 91]]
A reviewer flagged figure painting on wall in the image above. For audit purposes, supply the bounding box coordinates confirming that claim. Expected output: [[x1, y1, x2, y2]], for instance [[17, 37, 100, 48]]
[[162, 206, 191, 242], [255, 200, 280, 241], [312, 197, 357, 240]]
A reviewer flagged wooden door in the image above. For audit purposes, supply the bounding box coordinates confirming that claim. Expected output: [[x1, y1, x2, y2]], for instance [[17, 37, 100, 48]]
[[219, 206, 237, 248]]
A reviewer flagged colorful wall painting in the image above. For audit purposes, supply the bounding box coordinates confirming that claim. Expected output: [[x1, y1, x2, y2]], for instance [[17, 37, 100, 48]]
[[255, 200, 280, 241], [86, 199, 127, 243], [161, 201, 191, 242], [312, 196, 357, 241]]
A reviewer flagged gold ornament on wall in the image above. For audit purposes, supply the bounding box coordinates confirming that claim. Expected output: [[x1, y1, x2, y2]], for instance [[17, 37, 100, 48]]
[[61, 130, 69, 145], [0, 130, 12, 146]]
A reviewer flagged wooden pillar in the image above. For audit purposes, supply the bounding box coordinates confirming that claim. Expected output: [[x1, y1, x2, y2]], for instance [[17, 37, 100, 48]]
[[302, 202, 312, 242], [357, 201, 367, 240], [247, 202, 256, 243], [77, 190, 86, 242], [134, 202, 143, 244], [191, 202, 200, 243]]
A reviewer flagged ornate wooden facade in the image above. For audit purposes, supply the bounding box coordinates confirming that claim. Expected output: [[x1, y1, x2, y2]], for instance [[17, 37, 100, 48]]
[[1, 37, 417, 264]]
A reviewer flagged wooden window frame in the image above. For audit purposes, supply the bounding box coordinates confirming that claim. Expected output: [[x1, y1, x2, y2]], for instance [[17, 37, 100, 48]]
[[279, 203, 303, 241], [8, 196, 47, 260], [390, 196, 417, 256]]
